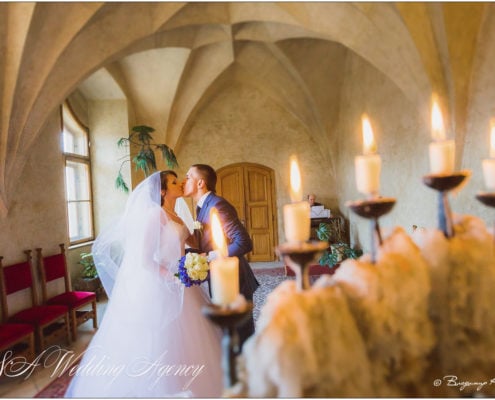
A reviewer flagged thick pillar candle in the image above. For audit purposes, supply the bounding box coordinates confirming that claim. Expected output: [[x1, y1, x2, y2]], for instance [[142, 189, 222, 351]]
[[210, 257, 239, 306], [283, 201, 310, 242], [355, 115, 382, 197], [429, 99, 455, 174], [283, 155, 310, 243], [209, 209, 239, 306]]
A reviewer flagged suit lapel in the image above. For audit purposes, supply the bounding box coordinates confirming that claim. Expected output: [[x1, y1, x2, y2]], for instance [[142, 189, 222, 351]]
[[198, 193, 215, 222]]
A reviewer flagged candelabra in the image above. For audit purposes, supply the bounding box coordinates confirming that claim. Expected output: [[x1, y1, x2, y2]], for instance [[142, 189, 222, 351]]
[[423, 172, 469, 238], [202, 300, 253, 391], [346, 197, 396, 264], [276, 241, 328, 291]]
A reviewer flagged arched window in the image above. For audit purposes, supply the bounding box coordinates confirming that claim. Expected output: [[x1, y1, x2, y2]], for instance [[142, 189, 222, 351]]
[[62, 102, 94, 244]]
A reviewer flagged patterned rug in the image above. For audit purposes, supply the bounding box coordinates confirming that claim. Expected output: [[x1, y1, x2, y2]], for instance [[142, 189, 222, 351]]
[[35, 267, 289, 397], [252, 267, 291, 322], [35, 371, 74, 398]]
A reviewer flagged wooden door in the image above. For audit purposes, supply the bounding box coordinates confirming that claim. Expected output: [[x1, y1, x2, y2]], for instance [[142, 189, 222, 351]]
[[217, 163, 277, 261]]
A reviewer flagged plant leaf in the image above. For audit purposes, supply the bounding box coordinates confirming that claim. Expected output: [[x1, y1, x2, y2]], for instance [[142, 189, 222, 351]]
[[144, 148, 157, 171], [117, 137, 129, 147], [156, 144, 179, 168], [319, 250, 338, 267], [133, 148, 157, 176], [133, 152, 149, 175], [131, 125, 154, 144], [115, 172, 129, 193], [316, 223, 331, 241], [132, 125, 155, 134]]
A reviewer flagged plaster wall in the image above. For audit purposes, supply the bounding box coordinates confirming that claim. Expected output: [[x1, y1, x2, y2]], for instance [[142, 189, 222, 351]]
[[337, 51, 495, 253], [0, 112, 67, 264], [453, 8, 495, 223], [176, 81, 338, 244], [337, 54, 437, 252], [0, 111, 67, 312], [89, 99, 130, 234], [68, 90, 90, 127]]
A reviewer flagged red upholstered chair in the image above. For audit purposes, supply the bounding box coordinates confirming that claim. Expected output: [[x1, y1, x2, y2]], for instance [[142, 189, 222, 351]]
[[0, 250, 71, 352], [0, 322, 35, 362], [36, 244, 97, 341]]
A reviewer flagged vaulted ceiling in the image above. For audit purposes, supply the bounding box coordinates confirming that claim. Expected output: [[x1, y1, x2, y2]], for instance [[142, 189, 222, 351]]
[[0, 2, 491, 216]]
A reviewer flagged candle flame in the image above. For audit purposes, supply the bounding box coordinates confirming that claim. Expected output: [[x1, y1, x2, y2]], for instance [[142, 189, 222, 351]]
[[362, 114, 377, 155], [431, 99, 445, 141], [210, 208, 227, 257], [289, 155, 302, 202]]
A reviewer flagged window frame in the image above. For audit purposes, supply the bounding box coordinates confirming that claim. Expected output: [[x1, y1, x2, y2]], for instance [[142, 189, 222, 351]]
[[61, 102, 95, 246]]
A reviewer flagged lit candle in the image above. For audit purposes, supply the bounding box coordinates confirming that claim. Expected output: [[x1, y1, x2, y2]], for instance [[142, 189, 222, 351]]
[[355, 114, 382, 197], [209, 208, 239, 306], [482, 120, 495, 190], [429, 99, 455, 174], [283, 155, 310, 243]]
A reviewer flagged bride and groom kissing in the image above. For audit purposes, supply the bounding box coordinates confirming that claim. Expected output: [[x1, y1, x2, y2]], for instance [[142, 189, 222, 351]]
[[65, 164, 259, 398]]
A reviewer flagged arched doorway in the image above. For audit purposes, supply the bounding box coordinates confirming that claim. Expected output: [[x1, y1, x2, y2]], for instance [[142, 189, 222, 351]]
[[216, 163, 277, 262]]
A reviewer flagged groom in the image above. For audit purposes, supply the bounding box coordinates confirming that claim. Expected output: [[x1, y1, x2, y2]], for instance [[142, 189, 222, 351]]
[[183, 164, 259, 346]]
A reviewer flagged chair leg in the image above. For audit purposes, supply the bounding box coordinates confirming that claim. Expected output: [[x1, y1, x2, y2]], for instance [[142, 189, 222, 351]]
[[27, 333, 35, 362], [36, 326, 44, 353], [65, 314, 71, 346], [92, 300, 98, 329], [70, 309, 77, 341]]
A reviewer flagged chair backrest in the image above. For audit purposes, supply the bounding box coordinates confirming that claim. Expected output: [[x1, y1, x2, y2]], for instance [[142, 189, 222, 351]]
[[0, 250, 37, 320], [36, 244, 70, 302]]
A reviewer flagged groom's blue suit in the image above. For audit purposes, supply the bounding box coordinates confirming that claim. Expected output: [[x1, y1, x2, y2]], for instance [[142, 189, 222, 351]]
[[197, 192, 259, 344]]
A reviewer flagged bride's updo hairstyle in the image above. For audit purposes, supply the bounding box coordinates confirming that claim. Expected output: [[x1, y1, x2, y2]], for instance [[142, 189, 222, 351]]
[[160, 170, 178, 206]]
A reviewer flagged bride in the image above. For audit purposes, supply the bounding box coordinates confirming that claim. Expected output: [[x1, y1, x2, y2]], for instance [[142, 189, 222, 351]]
[[65, 171, 223, 398]]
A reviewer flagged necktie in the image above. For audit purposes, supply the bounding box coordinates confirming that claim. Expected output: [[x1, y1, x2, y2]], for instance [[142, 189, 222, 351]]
[[196, 206, 201, 218]]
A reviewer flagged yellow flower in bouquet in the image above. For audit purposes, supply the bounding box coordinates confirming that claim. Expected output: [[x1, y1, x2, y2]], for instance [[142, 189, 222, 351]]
[[177, 253, 209, 286]]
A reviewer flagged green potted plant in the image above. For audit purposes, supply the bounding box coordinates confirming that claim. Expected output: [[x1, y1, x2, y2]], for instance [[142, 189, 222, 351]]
[[77, 252, 105, 300], [316, 222, 363, 267], [79, 252, 98, 279], [115, 125, 179, 193]]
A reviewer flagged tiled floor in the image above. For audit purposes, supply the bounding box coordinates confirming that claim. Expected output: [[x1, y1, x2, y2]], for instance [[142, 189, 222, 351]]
[[250, 260, 284, 270], [0, 262, 282, 397], [0, 301, 108, 398]]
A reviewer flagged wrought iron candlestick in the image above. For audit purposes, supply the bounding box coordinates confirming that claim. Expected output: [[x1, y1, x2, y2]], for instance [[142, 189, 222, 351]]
[[202, 300, 253, 391], [476, 192, 495, 248], [346, 197, 396, 264], [276, 241, 328, 291], [423, 172, 469, 238]]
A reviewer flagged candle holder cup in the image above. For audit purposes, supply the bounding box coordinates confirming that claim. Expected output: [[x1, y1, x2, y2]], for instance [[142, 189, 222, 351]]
[[475, 192, 495, 208], [423, 171, 469, 238], [475, 192, 495, 249], [276, 241, 328, 291], [346, 197, 396, 264], [202, 300, 253, 392]]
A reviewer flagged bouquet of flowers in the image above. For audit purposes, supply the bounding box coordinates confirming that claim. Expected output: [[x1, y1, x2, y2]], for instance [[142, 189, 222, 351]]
[[176, 252, 209, 287]]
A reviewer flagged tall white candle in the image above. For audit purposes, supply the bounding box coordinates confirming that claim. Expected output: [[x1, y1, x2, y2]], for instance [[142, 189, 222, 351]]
[[209, 209, 239, 306], [429, 99, 455, 174], [355, 115, 382, 197], [210, 257, 239, 306], [283, 155, 310, 243], [482, 121, 495, 190]]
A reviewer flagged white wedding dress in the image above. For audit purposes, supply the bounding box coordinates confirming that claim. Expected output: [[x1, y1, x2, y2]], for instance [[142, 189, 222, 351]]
[[65, 174, 223, 398]]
